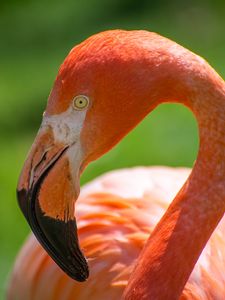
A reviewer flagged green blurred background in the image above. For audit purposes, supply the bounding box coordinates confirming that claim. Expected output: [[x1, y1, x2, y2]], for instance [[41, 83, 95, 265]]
[[0, 0, 224, 298]]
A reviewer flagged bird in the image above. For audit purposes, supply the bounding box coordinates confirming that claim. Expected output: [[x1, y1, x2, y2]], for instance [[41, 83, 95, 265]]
[[7, 30, 225, 299]]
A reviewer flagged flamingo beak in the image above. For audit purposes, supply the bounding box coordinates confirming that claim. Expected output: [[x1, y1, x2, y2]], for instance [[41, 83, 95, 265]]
[[16, 126, 89, 281]]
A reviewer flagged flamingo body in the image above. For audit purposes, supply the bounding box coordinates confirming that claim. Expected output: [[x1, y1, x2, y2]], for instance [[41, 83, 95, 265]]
[[8, 167, 225, 299]]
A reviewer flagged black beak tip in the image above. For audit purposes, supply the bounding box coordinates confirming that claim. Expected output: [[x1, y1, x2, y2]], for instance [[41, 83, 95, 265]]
[[62, 248, 89, 282], [67, 262, 89, 282], [36, 215, 90, 280]]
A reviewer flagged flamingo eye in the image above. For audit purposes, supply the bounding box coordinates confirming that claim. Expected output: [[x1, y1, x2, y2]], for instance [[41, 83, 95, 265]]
[[72, 95, 89, 110]]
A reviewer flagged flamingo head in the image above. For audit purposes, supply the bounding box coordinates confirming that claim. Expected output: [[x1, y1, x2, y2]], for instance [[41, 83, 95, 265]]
[[16, 30, 188, 281]]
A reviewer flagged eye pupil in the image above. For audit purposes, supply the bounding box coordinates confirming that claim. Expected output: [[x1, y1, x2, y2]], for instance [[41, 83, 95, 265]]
[[73, 95, 89, 110]]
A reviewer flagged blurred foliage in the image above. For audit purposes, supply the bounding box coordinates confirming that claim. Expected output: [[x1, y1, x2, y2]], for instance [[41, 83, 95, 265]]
[[0, 0, 225, 298]]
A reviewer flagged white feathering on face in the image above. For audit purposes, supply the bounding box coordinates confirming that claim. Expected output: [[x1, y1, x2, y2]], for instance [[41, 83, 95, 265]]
[[40, 104, 88, 183], [41, 105, 88, 145]]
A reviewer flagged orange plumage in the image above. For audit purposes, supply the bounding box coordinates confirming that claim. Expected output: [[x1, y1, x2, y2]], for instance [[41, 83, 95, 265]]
[[8, 167, 225, 299]]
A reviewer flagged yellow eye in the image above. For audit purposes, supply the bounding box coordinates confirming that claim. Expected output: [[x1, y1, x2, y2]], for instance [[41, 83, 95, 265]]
[[73, 95, 89, 110]]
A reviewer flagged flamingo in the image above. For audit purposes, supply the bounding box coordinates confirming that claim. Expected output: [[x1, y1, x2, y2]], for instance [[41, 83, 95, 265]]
[[8, 30, 225, 299]]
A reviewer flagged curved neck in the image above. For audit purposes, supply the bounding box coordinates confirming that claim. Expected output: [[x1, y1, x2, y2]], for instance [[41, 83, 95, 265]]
[[123, 49, 225, 299]]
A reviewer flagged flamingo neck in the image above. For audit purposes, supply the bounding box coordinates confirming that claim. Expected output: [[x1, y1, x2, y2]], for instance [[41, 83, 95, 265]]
[[123, 55, 225, 299]]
